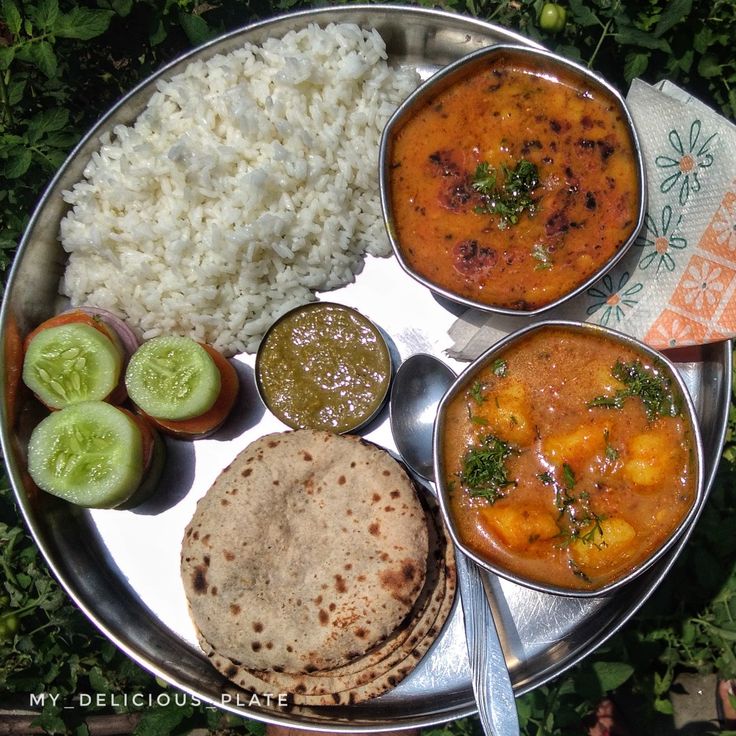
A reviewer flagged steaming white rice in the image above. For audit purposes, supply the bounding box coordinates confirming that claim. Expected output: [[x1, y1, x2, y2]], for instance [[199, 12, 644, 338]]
[[59, 23, 419, 355]]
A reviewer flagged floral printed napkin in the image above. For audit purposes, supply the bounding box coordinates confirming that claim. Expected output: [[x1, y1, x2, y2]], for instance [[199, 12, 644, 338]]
[[446, 78, 736, 361]]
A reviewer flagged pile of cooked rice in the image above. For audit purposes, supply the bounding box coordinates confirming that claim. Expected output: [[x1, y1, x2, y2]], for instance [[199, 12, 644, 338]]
[[59, 23, 419, 355]]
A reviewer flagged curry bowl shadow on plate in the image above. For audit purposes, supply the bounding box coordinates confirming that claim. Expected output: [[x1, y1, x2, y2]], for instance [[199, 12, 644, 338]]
[[379, 43, 646, 317], [254, 302, 393, 434], [432, 320, 704, 598]]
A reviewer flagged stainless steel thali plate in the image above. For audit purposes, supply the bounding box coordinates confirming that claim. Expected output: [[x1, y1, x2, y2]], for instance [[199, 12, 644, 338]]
[[0, 4, 731, 731]]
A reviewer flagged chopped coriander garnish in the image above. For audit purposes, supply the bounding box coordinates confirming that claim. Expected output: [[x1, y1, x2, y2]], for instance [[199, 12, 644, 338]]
[[472, 161, 497, 192], [557, 505, 607, 548], [459, 434, 517, 504], [577, 515, 605, 545], [472, 158, 540, 229], [605, 445, 620, 461], [490, 358, 508, 377], [532, 243, 553, 270], [541, 464, 607, 546], [588, 359, 681, 420], [561, 463, 576, 490], [603, 429, 619, 461], [469, 380, 487, 404], [569, 561, 593, 582]]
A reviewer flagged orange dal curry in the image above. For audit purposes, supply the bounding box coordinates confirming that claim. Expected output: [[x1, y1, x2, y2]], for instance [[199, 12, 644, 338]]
[[441, 328, 697, 591], [388, 54, 640, 311]]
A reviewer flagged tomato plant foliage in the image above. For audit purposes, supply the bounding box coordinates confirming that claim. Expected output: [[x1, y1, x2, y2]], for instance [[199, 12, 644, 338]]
[[0, 0, 735, 733]]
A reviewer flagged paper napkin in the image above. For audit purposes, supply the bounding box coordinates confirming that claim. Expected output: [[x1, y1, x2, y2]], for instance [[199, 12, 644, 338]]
[[447, 78, 736, 361]]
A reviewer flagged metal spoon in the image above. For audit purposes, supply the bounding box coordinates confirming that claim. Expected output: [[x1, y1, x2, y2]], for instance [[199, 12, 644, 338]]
[[390, 353, 520, 736]]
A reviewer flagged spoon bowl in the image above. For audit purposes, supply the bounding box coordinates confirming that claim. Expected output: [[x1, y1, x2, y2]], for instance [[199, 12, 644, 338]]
[[390, 352, 520, 736], [389, 353, 455, 481]]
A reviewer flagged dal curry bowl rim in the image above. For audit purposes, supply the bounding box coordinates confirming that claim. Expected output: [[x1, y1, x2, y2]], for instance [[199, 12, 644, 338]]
[[431, 319, 705, 598], [254, 301, 393, 434], [378, 43, 647, 317]]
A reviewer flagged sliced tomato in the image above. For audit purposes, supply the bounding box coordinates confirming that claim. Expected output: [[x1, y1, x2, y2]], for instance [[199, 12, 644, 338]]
[[142, 344, 239, 440]]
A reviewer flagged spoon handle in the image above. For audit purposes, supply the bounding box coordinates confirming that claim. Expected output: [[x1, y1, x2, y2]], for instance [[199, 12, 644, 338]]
[[456, 552, 520, 736]]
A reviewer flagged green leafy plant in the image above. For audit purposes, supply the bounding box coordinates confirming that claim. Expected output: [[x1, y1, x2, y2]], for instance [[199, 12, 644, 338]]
[[550, 0, 736, 121], [0, 0, 116, 279], [432, 0, 736, 123]]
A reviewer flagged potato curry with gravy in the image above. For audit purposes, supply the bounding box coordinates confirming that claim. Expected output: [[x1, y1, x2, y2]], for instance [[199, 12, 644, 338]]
[[440, 327, 698, 591], [387, 50, 641, 311]]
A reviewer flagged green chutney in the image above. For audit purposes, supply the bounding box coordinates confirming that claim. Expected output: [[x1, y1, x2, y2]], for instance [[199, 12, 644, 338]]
[[256, 303, 392, 433]]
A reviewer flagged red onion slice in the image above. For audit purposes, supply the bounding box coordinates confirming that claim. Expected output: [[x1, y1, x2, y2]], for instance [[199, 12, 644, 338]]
[[68, 306, 140, 405], [74, 306, 140, 358]]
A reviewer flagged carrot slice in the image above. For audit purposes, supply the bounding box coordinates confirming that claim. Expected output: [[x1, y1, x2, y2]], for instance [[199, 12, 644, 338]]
[[23, 310, 116, 351], [144, 344, 239, 439], [119, 406, 156, 468], [114, 407, 167, 509], [4, 314, 24, 428]]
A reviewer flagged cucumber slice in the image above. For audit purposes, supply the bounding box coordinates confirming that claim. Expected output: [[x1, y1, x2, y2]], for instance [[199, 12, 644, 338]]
[[125, 336, 221, 421], [27, 401, 144, 508], [23, 322, 122, 409]]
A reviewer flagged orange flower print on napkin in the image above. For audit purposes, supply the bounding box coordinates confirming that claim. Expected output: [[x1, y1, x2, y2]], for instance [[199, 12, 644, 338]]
[[716, 286, 736, 336], [699, 187, 736, 260], [645, 310, 708, 348], [670, 255, 736, 319]]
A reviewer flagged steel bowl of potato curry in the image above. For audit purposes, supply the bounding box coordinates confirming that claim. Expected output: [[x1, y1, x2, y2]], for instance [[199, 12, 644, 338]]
[[380, 44, 646, 315], [433, 322, 704, 596]]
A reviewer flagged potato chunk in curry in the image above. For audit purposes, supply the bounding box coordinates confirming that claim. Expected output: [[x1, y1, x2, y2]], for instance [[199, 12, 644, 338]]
[[471, 378, 535, 446], [623, 429, 686, 488], [570, 518, 637, 572], [480, 505, 559, 551], [542, 421, 611, 467]]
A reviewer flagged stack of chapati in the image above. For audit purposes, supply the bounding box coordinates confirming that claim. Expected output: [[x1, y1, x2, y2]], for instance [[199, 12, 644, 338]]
[[181, 429, 456, 705]]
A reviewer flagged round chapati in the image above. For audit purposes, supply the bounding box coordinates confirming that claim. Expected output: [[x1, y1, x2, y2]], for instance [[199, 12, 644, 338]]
[[181, 430, 429, 673], [202, 504, 457, 706], [199, 501, 457, 703]]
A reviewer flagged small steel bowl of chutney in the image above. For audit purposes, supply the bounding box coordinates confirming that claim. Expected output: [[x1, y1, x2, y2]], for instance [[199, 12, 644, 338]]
[[379, 43, 646, 316], [255, 302, 392, 434]]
